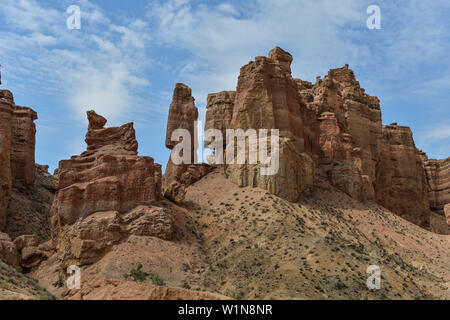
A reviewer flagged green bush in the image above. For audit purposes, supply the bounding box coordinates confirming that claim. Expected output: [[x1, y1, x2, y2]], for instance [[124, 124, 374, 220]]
[[124, 264, 148, 282]]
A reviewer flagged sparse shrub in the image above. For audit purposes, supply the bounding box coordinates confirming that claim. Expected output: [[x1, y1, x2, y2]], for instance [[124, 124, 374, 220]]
[[52, 275, 64, 288], [150, 273, 165, 286], [124, 264, 148, 282]]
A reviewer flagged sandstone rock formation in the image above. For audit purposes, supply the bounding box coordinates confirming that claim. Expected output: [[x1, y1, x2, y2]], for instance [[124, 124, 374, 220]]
[[51, 110, 162, 226], [231, 47, 304, 149], [217, 47, 315, 201], [0, 91, 13, 231], [10, 106, 37, 189], [444, 203, 450, 226], [422, 156, 450, 215], [0, 89, 38, 232], [51, 111, 169, 268], [205, 91, 235, 146], [57, 206, 174, 267], [202, 47, 448, 227], [0, 232, 20, 267], [165, 83, 198, 154], [375, 125, 430, 227], [163, 84, 212, 203], [6, 164, 57, 241]]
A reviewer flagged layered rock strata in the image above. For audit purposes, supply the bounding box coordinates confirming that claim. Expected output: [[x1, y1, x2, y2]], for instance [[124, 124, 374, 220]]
[[51, 111, 166, 267], [51, 111, 162, 226], [200, 47, 449, 228], [0, 90, 37, 231], [163, 84, 212, 204]]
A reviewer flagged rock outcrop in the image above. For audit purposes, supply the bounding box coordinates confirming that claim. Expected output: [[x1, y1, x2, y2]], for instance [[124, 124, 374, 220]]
[[445, 204, 450, 226], [0, 232, 47, 269], [375, 125, 430, 227], [422, 156, 450, 215], [57, 206, 173, 267], [163, 84, 212, 203], [0, 90, 38, 232], [201, 47, 447, 228], [231, 47, 305, 149], [10, 106, 37, 189], [0, 91, 13, 231], [51, 110, 162, 227], [0, 232, 20, 267], [219, 47, 314, 201], [51, 111, 169, 267], [205, 91, 235, 146]]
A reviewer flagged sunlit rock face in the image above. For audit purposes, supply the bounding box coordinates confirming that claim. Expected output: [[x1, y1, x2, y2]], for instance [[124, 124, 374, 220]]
[[51, 110, 162, 227], [0, 90, 37, 231], [202, 48, 437, 227]]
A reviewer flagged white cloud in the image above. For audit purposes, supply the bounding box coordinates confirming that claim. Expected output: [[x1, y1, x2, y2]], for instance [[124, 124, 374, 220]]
[[147, 0, 365, 103], [0, 0, 152, 123], [424, 124, 450, 142]]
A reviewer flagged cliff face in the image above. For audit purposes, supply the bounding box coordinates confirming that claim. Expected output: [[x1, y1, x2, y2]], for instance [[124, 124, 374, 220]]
[[51, 110, 162, 227], [205, 91, 235, 146], [51, 111, 169, 268], [221, 47, 315, 201], [199, 47, 448, 228], [375, 125, 430, 227], [0, 90, 38, 231], [11, 106, 37, 189], [422, 156, 450, 215], [0, 91, 14, 230]]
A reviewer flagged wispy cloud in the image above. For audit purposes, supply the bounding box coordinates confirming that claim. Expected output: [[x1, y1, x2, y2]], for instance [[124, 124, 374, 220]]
[[0, 0, 152, 123]]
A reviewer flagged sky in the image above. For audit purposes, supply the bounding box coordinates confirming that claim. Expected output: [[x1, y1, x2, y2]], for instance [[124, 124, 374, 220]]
[[0, 0, 449, 173]]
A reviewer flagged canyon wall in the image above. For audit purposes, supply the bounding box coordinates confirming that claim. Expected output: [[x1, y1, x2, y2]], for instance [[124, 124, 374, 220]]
[[0, 90, 37, 231], [422, 156, 450, 215], [0, 90, 14, 230], [198, 47, 449, 228], [375, 125, 430, 227]]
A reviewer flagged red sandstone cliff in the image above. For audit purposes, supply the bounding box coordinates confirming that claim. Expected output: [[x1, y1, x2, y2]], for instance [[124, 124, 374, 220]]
[[0, 90, 38, 231], [199, 47, 448, 228]]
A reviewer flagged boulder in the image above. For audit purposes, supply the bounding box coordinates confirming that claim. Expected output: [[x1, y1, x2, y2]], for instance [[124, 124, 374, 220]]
[[0, 232, 20, 266]]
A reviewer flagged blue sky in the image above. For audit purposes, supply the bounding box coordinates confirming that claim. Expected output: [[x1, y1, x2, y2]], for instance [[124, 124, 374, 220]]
[[0, 0, 449, 172]]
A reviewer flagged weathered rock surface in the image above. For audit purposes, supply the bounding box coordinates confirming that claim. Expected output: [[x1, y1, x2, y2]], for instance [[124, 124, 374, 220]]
[[63, 275, 230, 300], [165, 83, 198, 154], [51, 110, 162, 226], [202, 48, 444, 227], [225, 137, 314, 202], [0, 232, 20, 267], [163, 84, 212, 203], [422, 155, 450, 215], [205, 91, 235, 146], [444, 204, 450, 226], [6, 164, 57, 241], [375, 125, 430, 227], [11, 106, 37, 189], [218, 47, 314, 199], [57, 206, 174, 268], [231, 47, 304, 150], [0, 91, 13, 231], [0, 90, 38, 232], [51, 111, 170, 268]]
